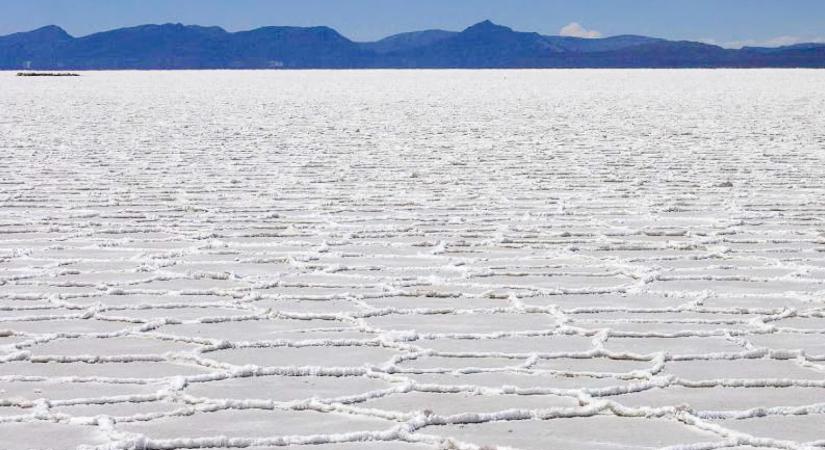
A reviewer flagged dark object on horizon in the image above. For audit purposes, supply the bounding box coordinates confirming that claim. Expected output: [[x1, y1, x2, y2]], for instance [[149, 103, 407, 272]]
[[16, 72, 79, 76], [1, 21, 824, 70]]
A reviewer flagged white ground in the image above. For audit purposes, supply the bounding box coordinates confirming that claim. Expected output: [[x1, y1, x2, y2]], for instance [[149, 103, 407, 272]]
[[1, 70, 825, 450]]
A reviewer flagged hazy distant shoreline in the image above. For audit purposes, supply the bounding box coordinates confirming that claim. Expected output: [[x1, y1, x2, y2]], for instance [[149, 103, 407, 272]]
[[7, 68, 825, 74]]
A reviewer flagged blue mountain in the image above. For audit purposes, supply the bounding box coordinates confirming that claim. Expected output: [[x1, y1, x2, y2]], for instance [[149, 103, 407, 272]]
[[2, 21, 824, 69]]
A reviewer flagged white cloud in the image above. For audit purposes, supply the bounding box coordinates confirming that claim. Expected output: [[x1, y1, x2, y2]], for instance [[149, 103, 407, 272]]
[[559, 22, 602, 39]]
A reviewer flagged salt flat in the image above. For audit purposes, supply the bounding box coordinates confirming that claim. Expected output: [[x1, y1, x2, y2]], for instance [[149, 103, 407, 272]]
[[1, 70, 825, 450]]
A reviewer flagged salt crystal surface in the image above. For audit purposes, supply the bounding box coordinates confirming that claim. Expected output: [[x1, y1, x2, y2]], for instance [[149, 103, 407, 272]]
[[2, 70, 825, 449]]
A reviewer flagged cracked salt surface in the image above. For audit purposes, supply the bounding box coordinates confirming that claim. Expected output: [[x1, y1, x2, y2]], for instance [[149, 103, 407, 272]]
[[1, 70, 825, 449]]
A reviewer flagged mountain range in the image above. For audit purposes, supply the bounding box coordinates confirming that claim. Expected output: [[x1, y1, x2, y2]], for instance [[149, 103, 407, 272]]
[[2, 20, 824, 70]]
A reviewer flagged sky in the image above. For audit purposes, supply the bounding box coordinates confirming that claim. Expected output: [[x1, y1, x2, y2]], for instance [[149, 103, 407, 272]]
[[2, 0, 825, 48]]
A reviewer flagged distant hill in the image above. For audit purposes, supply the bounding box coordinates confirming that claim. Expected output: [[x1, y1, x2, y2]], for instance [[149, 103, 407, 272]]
[[2, 20, 824, 69], [360, 30, 457, 54], [541, 34, 665, 53]]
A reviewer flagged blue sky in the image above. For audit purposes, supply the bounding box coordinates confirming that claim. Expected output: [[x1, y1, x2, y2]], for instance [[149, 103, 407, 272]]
[[2, 0, 824, 47]]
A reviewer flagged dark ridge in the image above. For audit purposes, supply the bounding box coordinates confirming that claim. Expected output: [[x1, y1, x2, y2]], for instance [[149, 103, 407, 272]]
[[17, 72, 79, 76]]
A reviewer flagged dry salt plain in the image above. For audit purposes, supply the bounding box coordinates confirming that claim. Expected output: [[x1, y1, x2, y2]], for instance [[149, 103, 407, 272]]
[[1, 70, 825, 450]]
